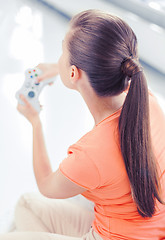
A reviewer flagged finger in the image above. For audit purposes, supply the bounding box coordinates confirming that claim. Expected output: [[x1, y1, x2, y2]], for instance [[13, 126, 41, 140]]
[[17, 104, 20, 112], [37, 73, 51, 82], [17, 103, 25, 113], [37, 71, 57, 83], [19, 94, 31, 107], [37, 75, 45, 82], [48, 82, 54, 86], [35, 63, 43, 70]]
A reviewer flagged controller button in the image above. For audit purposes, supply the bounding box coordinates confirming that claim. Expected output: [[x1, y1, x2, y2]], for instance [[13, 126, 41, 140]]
[[33, 69, 36, 72], [25, 82, 30, 88], [35, 83, 40, 85], [28, 71, 31, 73], [35, 74, 38, 77], [30, 75, 33, 78], [28, 91, 35, 98]]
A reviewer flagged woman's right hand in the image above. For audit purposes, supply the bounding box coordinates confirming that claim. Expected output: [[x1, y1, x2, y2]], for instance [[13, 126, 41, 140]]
[[36, 63, 59, 84]]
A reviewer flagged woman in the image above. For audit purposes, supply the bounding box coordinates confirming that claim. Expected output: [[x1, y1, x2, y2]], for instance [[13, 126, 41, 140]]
[[1, 9, 165, 240]]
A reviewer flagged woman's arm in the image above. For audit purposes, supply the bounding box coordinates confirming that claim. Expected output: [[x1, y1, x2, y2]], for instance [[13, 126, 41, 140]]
[[32, 117, 52, 186], [17, 94, 86, 199]]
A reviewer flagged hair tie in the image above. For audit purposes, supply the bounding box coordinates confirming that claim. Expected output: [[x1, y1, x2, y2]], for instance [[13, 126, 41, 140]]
[[121, 55, 143, 78]]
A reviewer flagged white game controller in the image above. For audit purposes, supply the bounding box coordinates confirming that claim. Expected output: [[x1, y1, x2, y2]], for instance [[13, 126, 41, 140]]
[[15, 68, 54, 112]]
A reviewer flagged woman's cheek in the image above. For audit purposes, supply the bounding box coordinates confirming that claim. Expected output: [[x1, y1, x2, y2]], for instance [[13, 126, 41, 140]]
[[58, 55, 72, 88], [58, 57, 65, 81]]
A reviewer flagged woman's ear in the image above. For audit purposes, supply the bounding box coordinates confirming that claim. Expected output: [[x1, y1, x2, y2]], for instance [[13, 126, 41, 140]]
[[70, 65, 80, 84]]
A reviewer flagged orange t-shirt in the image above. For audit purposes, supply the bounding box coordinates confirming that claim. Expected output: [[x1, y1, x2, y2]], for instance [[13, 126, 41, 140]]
[[59, 92, 165, 240]]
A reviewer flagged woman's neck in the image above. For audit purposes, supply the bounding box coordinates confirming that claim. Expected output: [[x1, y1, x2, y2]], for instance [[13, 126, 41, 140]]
[[77, 77, 126, 125]]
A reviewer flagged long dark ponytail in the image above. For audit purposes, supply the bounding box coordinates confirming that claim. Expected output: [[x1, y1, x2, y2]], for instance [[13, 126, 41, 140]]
[[67, 9, 164, 217], [119, 58, 163, 217]]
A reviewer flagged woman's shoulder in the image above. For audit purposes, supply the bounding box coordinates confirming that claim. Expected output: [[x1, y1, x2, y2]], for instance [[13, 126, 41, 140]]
[[73, 118, 119, 150]]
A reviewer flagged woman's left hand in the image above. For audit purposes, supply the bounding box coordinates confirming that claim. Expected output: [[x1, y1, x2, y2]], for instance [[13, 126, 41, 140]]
[[17, 94, 41, 126]]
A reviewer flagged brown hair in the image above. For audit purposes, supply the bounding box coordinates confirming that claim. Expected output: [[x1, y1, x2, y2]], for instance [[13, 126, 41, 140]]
[[67, 9, 163, 217]]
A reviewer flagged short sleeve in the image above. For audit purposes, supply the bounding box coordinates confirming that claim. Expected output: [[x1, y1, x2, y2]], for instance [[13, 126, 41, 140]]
[[59, 144, 100, 190]]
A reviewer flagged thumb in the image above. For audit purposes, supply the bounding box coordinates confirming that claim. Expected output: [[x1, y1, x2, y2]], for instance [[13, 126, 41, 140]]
[[37, 71, 54, 82], [37, 74, 48, 82], [20, 94, 31, 107]]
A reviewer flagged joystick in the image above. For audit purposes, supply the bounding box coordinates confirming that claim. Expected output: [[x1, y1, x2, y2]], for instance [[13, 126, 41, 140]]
[[15, 68, 54, 112]]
